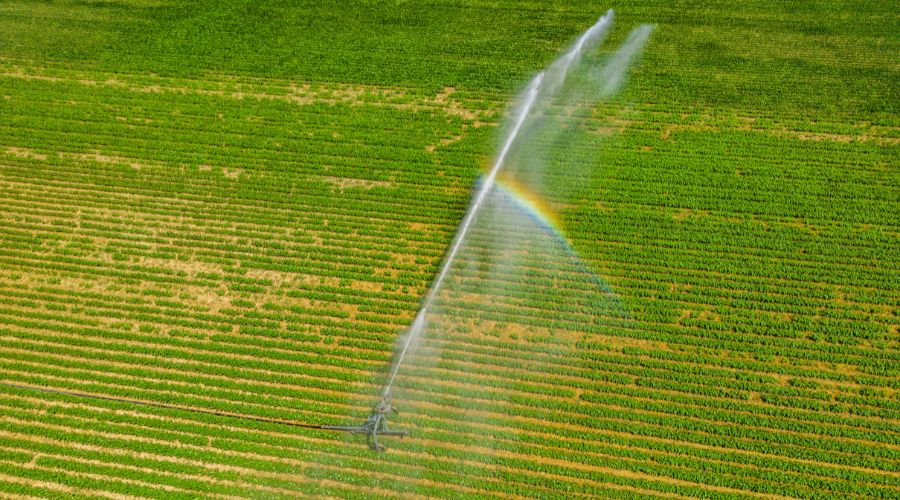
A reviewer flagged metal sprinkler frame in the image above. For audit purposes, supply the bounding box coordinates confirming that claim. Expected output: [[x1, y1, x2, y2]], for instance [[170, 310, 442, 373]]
[[320, 391, 409, 452]]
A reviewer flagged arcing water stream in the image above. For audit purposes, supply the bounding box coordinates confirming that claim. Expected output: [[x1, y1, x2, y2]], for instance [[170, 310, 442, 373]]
[[357, 9, 653, 452], [383, 9, 630, 399], [382, 72, 544, 396]]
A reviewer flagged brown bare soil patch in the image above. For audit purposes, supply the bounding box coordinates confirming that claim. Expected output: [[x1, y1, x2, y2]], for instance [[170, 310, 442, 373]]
[[189, 290, 232, 314], [425, 133, 466, 152], [139, 257, 223, 277], [5, 146, 47, 161], [243, 268, 291, 286], [670, 207, 710, 221], [222, 167, 241, 179], [321, 176, 391, 191], [407, 222, 431, 233], [587, 125, 622, 136], [61, 150, 151, 170], [350, 280, 382, 293], [660, 123, 718, 140], [670, 208, 694, 220], [783, 130, 900, 146]]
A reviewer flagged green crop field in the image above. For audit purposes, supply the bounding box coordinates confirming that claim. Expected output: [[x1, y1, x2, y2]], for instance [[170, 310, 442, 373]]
[[0, 0, 897, 498]]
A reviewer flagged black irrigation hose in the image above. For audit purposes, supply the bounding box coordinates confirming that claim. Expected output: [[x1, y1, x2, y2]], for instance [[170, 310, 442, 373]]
[[0, 380, 332, 431]]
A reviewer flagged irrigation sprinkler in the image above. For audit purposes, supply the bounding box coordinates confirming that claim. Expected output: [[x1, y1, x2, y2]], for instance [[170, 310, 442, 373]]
[[198, 8, 638, 453], [320, 392, 409, 452], [325, 8, 650, 452]]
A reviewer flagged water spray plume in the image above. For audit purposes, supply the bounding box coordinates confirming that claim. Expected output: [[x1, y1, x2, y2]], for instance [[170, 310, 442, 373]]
[[385, 10, 615, 397], [348, 9, 653, 452], [383, 71, 544, 397]]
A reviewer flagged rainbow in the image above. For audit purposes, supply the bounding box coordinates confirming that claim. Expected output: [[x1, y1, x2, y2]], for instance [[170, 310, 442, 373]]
[[486, 174, 618, 298], [487, 172, 571, 250]]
